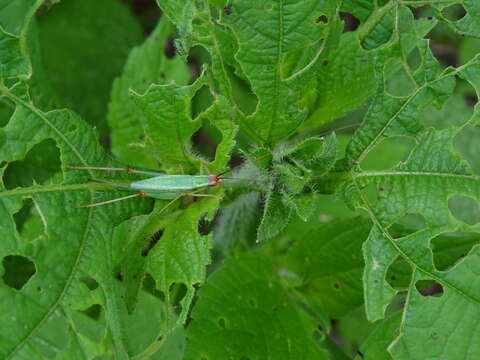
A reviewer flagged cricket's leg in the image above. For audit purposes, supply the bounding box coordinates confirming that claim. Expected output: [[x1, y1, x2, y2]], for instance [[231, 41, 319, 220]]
[[66, 165, 164, 176], [184, 193, 221, 200], [76, 193, 146, 208]]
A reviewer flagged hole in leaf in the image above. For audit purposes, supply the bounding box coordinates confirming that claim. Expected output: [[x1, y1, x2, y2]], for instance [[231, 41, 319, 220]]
[[81, 304, 102, 321], [315, 14, 328, 24], [191, 85, 214, 119], [407, 47, 421, 72], [13, 198, 45, 240], [3, 139, 61, 190], [80, 276, 99, 291], [2, 255, 36, 290], [388, 213, 427, 239], [360, 136, 415, 171], [454, 124, 480, 174], [141, 229, 163, 257], [339, 12, 359, 32], [448, 195, 480, 225], [143, 273, 165, 301], [441, 4, 466, 22], [217, 317, 226, 329], [225, 65, 257, 116], [191, 119, 222, 163], [415, 280, 443, 297], [431, 232, 480, 271], [428, 29, 459, 68], [0, 97, 14, 127], [169, 282, 188, 314], [164, 36, 176, 59]]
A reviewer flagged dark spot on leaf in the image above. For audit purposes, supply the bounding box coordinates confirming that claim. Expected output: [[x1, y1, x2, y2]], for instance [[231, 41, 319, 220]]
[[2, 255, 36, 290], [80, 276, 99, 290], [141, 229, 163, 257], [248, 298, 257, 308], [391, 275, 396, 281], [198, 214, 213, 236], [316, 15, 328, 24], [373, 279, 379, 284], [116, 272, 124, 281], [357, 350, 365, 358], [322, 59, 329, 66], [415, 280, 444, 297], [333, 282, 340, 289], [81, 304, 102, 320], [223, 6, 232, 15], [157, 336, 164, 342], [218, 317, 226, 329], [431, 331, 439, 340], [164, 36, 176, 59], [339, 12, 360, 32], [37, 286, 41, 292]]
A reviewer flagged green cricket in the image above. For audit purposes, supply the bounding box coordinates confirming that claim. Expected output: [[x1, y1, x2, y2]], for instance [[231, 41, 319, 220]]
[[68, 166, 227, 208]]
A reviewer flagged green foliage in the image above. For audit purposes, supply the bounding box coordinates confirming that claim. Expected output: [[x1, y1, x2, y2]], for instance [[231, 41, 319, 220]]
[[2, 0, 480, 359]]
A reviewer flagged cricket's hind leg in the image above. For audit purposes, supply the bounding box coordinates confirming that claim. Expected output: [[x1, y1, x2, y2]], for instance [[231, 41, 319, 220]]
[[76, 192, 146, 208]]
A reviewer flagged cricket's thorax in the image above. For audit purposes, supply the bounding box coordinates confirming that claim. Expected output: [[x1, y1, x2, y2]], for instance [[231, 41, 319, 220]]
[[129, 175, 212, 192]]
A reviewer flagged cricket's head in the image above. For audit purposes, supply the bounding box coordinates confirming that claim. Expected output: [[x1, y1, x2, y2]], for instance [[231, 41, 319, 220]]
[[208, 174, 222, 186]]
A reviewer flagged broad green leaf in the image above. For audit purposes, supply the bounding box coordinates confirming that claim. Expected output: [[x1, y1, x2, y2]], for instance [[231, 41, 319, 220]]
[[146, 198, 218, 328], [36, 0, 143, 134], [332, 43, 480, 360], [185, 252, 332, 360], [220, 0, 337, 144], [108, 17, 190, 168], [286, 218, 371, 318]]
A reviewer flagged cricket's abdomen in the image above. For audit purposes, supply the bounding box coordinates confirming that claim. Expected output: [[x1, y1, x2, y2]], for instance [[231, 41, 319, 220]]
[[129, 175, 211, 199]]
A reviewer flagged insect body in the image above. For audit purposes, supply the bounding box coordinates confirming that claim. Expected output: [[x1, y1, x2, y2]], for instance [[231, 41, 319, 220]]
[[68, 166, 222, 208]]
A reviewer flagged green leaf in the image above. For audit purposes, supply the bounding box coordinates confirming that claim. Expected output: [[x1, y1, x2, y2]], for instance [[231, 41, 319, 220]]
[[333, 41, 480, 360], [108, 17, 190, 168], [286, 217, 371, 318], [356, 312, 402, 360], [146, 198, 218, 328], [220, 0, 336, 144], [257, 191, 292, 242], [36, 0, 143, 134], [185, 252, 332, 360]]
